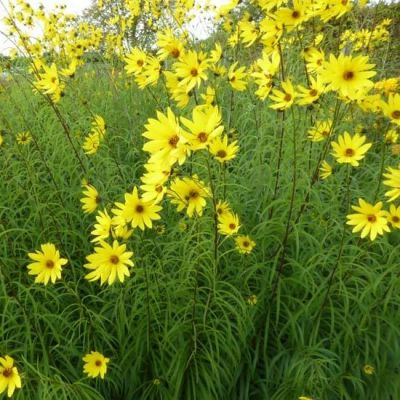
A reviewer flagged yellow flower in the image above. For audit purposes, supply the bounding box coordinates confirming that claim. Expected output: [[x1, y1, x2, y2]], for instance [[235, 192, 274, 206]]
[[227, 62, 247, 91], [235, 235, 256, 254], [112, 187, 162, 231], [331, 132, 371, 167], [247, 294, 257, 305], [209, 135, 239, 163], [392, 144, 400, 155], [124, 48, 147, 76], [84, 240, 134, 285], [275, 0, 308, 31], [91, 209, 113, 242], [168, 176, 210, 217], [320, 160, 332, 180], [16, 131, 32, 145], [383, 166, 400, 202], [27, 243, 68, 285], [381, 93, 400, 125], [82, 132, 100, 155], [174, 50, 209, 93], [363, 364, 375, 375], [91, 115, 106, 138], [216, 200, 231, 218], [269, 79, 296, 110], [209, 43, 222, 63], [218, 211, 240, 236], [320, 54, 376, 100], [142, 108, 189, 166], [305, 47, 325, 74], [135, 55, 161, 89], [387, 205, 400, 229], [296, 76, 326, 105], [163, 71, 190, 108], [200, 86, 216, 106], [33, 62, 65, 103], [346, 199, 390, 241], [82, 351, 110, 379], [0, 355, 22, 398], [308, 120, 333, 142], [385, 129, 398, 144], [60, 59, 78, 78], [156, 28, 184, 60], [111, 216, 133, 240], [81, 184, 101, 214], [375, 78, 398, 95], [239, 20, 259, 47], [180, 105, 224, 151]]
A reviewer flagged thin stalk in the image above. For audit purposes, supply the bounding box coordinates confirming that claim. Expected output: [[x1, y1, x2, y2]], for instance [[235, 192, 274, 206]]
[[270, 108, 298, 300], [313, 165, 352, 325]]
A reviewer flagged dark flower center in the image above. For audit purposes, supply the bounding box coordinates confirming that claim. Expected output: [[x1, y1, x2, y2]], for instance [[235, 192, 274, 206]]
[[110, 255, 119, 264], [367, 215, 376, 223], [136, 204, 144, 213], [392, 216, 399, 223], [309, 89, 318, 97], [343, 71, 354, 81], [169, 135, 179, 148], [292, 10, 300, 19], [217, 150, 227, 158], [229, 223, 236, 230], [284, 93, 292, 102], [198, 132, 208, 142], [46, 260, 55, 269], [137, 59, 144, 67], [392, 110, 400, 119], [243, 241, 249, 247], [189, 190, 199, 199], [95, 360, 102, 367], [345, 148, 354, 156], [2, 368, 13, 378], [171, 48, 180, 58], [190, 68, 198, 77]]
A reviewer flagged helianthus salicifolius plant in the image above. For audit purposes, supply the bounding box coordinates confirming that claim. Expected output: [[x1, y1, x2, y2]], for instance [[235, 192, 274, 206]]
[[0, 355, 22, 398], [27, 243, 68, 285], [346, 199, 390, 241], [320, 53, 376, 100], [82, 351, 110, 379], [387, 205, 400, 229], [218, 211, 241, 236], [81, 184, 101, 214], [112, 187, 162, 230], [381, 93, 400, 125], [331, 131, 371, 167], [168, 175, 210, 217], [235, 235, 256, 254], [142, 108, 190, 166], [84, 240, 134, 285], [383, 166, 400, 202]]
